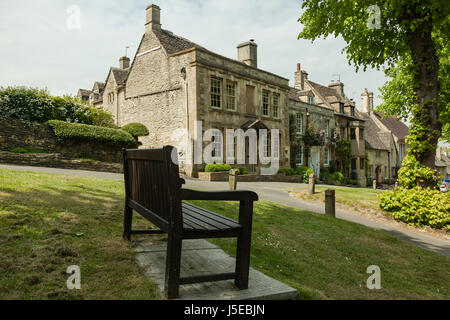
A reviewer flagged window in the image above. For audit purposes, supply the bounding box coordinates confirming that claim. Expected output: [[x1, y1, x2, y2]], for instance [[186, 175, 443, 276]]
[[296, 145, 303, 165], [350, 128, 356, 140], [262, 90, 269, 116], [108, 92, 114, 103], [210, 77, 222, 108], [225, 81, 236, 110], [273, 94, 279, 118], [325, 120, 329, 137], [350, 106, 355, 117], [211, 133, 222, 158], [324, 148, 330, 166], [273, 133, 279, 158], [339, 103, 344, 114], [263, 134, 270, 157], [296, 113, 303, 134], [360, 157, 365, 170], [308, 96, 314, 104]]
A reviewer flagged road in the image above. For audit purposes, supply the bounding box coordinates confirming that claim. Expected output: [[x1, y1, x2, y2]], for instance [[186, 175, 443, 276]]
[[1, 163, 449, 258]]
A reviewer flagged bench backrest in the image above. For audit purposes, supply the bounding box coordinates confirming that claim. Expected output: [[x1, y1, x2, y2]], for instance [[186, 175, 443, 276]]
[[123, 146, 182, 232]]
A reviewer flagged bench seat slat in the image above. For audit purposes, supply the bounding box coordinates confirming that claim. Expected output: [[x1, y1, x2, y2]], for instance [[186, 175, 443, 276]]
[[182, 202, 241, 228], [181, 202, 241, 233]]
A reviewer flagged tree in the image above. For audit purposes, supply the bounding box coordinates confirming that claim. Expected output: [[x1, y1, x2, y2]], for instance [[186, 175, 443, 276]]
[[298, 0, 449, 168]]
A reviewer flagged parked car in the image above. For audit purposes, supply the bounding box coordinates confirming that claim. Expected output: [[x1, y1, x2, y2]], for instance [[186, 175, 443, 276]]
[[440, 182, 448, 193]]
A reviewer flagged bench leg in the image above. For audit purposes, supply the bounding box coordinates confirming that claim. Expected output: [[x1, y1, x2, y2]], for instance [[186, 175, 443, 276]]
[[235, 201, 253, 290], [123, 205, 133, 241], [165, 234, 182, 299]]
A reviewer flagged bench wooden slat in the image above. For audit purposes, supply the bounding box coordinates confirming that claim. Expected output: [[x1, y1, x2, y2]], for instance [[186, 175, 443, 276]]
[[182, 202, 242, 228]]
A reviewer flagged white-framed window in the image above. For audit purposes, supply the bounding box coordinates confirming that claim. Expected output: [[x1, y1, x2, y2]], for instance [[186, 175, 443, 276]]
[[210, 77, 222, 109], [273, 133, 280, 159], [296, 145, 303, 165], [262, 134, 270, 158], [262, 90, 269, 116], [226, 131, 234, 160], [226, 81, 236, 110], [273, 94, 279, 118], [211, 133, 223, 158], [296, 113, 303, 134], [324, 148, 330, 166], [325, 120, 329, 137], [308, 96, 314, 104]]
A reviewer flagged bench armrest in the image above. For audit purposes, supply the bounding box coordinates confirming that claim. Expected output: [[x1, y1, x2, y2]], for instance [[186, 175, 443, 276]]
[[180, 189, 258, 202], [179, 178, 186, 185]]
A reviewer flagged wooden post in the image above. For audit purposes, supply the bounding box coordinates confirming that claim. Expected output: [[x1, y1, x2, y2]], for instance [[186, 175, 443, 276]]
[[325, 189, 335, 217], [308, 173, 315, 195], [229, 169, 238, 190], [373, 179, 377, 190]]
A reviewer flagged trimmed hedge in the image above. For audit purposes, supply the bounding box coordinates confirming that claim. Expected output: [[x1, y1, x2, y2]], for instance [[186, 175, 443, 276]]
[[204, 164, 232, 172], [47, 120, 138, 148], [379, 187, 450, 232], [121, 123, 149, 138]]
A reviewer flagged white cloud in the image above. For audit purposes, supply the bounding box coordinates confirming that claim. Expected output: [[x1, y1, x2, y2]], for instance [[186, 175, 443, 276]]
[[0, 0, 387, 109]]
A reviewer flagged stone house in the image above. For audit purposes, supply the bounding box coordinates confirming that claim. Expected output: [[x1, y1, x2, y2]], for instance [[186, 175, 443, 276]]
[[77, 81, 105, 107], [289, 64, 335, 178], [92, 4, 291, 177], [293, 64, 367, 186], [435, 146, 450, 180]]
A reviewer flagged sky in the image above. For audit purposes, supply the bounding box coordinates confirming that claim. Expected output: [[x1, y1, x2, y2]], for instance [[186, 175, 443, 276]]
[[0, 0, 388, 111]]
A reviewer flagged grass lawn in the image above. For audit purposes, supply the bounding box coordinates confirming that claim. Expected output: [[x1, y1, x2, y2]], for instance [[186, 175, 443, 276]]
[[0, 169, 449, 299], [289, 185, 382, 211]]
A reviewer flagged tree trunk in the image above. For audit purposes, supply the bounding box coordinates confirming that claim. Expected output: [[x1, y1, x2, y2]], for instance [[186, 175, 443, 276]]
[[408, 26, 442, 168]]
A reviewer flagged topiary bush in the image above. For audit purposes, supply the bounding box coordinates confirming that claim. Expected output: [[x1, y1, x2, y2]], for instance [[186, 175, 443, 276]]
[[398, 154, 441, 189], [330, 171, 344, 185], [121, 123, 149, 139], [379, 187, 450, 232], [46, 120, 138, 148], [204, 164, 232, 172]]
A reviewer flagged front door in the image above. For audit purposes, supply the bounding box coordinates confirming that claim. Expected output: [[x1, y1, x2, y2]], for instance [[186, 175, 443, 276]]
[[309, 147, 320, 177]]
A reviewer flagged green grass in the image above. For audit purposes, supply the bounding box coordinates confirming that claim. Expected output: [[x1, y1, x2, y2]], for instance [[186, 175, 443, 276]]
[[0, 169, 449, 300], [290, 185, 382, 211], [0, 169, 159, 300]]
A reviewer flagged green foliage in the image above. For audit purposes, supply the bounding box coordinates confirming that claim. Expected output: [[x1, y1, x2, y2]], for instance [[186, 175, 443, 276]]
[[365, 153, 370, 178], [398, 154, 441, 189], [46, 120, 138, 148], [0, 86, 115, 127], [278, 168, 296, 176], [336, 139, 351, 177], [320, 166, 330, 181], [303, 168, 315, 182], [379, 187, 450, 232], [121, 123, 150, 138], [348, 179, 358, 186], [204, 164, 232, 172], [295, 165, 309, 177], [330, 171, 344, 184], [235, 167, 248, 175], [9, 146, 42, 154]]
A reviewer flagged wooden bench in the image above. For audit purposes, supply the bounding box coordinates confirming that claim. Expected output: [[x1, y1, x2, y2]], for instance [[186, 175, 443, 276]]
[[122, 146, 258, 299]]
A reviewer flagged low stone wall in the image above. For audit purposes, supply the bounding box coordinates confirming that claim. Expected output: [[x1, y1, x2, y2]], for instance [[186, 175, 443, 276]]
[[0, 152, 123, 173], [0, 117, 123, 163], [198, 171, 303, 183]]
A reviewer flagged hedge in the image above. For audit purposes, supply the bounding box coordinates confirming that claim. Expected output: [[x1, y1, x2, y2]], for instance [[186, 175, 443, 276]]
[[379, 187, 450, 232], [121, 123, 149, 138], [204, 164, 232, 172], [47, 120, 138, 148]]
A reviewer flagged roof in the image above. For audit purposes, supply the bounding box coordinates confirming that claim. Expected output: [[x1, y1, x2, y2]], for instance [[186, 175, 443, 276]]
[[93, 82, 105, 92], [153, 28, 204, 55], [77, 89, 91, 96], [361, 113, 391, 151], [111, 67, 129, 85], [373, 112, 409, 140]]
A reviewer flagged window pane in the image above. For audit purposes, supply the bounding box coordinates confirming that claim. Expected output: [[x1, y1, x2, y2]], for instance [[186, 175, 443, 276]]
[[211, 78, 222, 108], [262, 90, 269, 116], [296, 113, 302, 134], [226, 81, 236, 110], [273, 94, 279, 118]]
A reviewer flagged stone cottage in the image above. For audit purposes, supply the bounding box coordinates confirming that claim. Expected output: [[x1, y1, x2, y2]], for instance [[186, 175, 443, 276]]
[[92, 4, 291, 177], [288, 64, 335, 178]]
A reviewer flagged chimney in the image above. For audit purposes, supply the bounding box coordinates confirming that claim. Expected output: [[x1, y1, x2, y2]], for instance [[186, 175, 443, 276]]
[[119, 56, 130, 69], [294, 63, 308, 90], [361, 88, 374, 114], [328, 80, 344, 97], [237, 40, 258, 68], [145, 4, 161, 33]]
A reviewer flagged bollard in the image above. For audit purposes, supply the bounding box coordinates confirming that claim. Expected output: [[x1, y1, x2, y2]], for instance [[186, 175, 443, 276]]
[[308, 173, 315, 195], [228, 169, 238, 190], [325, 189, 336, 217], [395, 181, 399, 189], [373, 179, 377, 190]]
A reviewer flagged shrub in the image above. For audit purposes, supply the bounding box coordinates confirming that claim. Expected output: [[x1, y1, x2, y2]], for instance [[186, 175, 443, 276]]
[[46, 120, 138, 148], [379, 187, 450, 231], [278, 168, 296, 176], [330, 171, 344, 184], [303, 168, 314, 181], [121, 123, 150, 138], [9, 146, 42, 154], [236, 167, 248, 175], [320, 166, 330, 181], [0, 86, 115, 126], [295, 166, 309, 177], [398, 154, 441, 189], [204, 164, 232, 172], [348, 179, 358, 186]]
